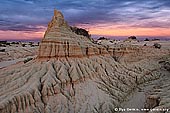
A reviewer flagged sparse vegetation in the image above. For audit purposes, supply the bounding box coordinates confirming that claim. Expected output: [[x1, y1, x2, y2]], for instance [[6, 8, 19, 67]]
[[152, 38, 160, 41], [0, 41, 10, 46], [70, 26, 94, 42], [37, 42, 40, 46], [98, 37, 108, 40], [128, 36, 137, 40], [24, 58, 33, 63], [6, 43, 11, 46], [15, 42, 19, 44], [109, 40, 113, 43], [11, 42, 16, 44], [22, 44, 26, 47], [153, 43, 161, 49], [28, 42, 36, 47], [0, 41, 7, 44], [0, 49, 5, 52], [143, 43, 147, 46], [70, 26, 90, 37], [144, 38, 149, 41]]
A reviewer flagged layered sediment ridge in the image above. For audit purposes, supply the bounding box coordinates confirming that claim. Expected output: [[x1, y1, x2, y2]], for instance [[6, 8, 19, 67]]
[[0, 9, 169, 113], [38, 38, 108, 58]]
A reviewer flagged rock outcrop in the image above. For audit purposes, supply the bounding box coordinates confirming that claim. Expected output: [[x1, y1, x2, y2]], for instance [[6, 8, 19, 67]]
[[38, 9, 108, 59], [0, 9, 170, 113]]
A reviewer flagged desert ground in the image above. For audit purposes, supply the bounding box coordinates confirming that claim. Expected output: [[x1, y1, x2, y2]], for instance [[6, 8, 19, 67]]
[[0, 43, 38, 68], [0, 10, 170, 113]]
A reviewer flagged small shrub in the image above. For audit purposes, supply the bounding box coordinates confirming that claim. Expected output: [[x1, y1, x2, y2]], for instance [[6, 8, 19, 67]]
[[6, 43, 11, 46], [144, 38, 149, 41], [0, 49, 5, 52], [153, 43, 161, 49], [0, 41, 7, 44], [143, 43, 147, 46], [24, 58, 33, 63], [11, 42, 16, 44], [128, 36, 137, 40], [98, 37, 108, 40], [22, 44, 26, 47]]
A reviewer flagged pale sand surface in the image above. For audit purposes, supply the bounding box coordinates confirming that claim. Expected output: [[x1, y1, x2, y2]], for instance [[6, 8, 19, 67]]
[[0, 46, 37, 62], [123, 70, 170, 113], [0, 56, 36, 68], [0, 45, 37, 68]]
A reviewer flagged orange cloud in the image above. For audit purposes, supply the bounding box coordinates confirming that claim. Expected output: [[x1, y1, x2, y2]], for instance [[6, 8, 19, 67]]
[[86, 24, 170, 36], [77, 23, 170, 37], [89, 27, 170, 37]]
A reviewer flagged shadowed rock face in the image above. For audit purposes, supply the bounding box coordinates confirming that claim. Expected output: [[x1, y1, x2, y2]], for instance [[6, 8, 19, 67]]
[[0, 9, 169, 113]]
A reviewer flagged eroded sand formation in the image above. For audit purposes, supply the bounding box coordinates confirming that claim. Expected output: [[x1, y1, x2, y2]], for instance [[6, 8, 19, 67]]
[[0, 9, 170, 113], [0, 46, 37, 62]]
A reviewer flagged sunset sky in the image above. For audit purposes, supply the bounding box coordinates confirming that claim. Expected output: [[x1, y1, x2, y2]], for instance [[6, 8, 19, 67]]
[[0, 0, 170, 40]]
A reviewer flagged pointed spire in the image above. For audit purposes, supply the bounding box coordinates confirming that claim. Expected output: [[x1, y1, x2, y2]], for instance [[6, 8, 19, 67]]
[[54, 8, 58, 17]]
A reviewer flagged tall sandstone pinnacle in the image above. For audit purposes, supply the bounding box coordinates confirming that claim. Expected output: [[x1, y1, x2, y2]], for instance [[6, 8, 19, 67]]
[[38, 9, 108, 59]]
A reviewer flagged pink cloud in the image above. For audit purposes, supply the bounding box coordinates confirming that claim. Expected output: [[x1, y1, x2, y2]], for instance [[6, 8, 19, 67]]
[[0, 30, 45, 40]]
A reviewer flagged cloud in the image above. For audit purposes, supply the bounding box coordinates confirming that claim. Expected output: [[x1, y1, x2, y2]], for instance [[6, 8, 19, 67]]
[[0, 0, 170, 33]]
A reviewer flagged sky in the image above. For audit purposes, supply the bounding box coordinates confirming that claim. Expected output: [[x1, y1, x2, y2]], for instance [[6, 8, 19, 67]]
[[0, 0, 170, 40]]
